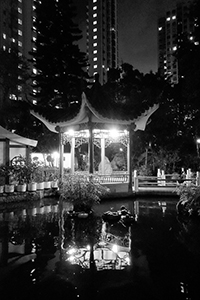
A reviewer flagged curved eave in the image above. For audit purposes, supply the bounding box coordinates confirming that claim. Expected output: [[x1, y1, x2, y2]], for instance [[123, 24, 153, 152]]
[[134, 104, 159, 131], [30, 93, 89, 133], [31, 92, 159, 133], [0, 125, 37, 147]]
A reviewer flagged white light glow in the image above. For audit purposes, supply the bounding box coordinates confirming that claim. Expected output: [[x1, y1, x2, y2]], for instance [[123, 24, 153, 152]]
[[52, 151, 59, 159], [68, 129, 74, 136], [112, 244, 118, 253], [68, 247, 76, 255], [109, 129, 119, 139]]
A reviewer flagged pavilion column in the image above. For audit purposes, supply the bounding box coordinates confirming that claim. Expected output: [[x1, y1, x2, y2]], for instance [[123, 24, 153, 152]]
[[101, 137, 105, 174], [71, 137, 75, 174], [128, 124, 134, 193], [58, 128, 64, 182], [88, 122, 94, 174], [127, 137, 130, 174]]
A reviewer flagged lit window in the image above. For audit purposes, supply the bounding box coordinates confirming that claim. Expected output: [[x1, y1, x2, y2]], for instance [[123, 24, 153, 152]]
[[32, 5, 36, 10], [18, 41, 22, 47], [33, 68, 37, 74], [93, 28, 97, 32], [18, 85, 22, 91], [158, 27, 162, 31], [93, 43, 97, 47], [93, 6, 97, 10], [93, 57, 97, 61], [3, 45, 6, 50], [172, 15, 176, 20], [189, 36, 193, 40], [18, 18, 22, 25], [18, 7, 22, 13], [33, 36, 36, 42], [166, 17, 170, 21], [93, 13, 97, 18], [93, 20, 97, 25], [3, 33, 6, 39], [173, 46, 177, 51], [93, 50, 97, 54], [18, 30, 22, 36], [93, 0, 97, 2], [12, 38, 15, 42], [94, 65, 97, 69], [93, 35, 97, 39]]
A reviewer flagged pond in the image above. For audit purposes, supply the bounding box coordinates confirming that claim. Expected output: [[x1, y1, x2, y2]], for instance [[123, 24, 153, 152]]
[[0, 196, 200, 300]]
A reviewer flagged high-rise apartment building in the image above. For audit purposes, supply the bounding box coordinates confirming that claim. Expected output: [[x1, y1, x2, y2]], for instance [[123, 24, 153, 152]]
[[86, 0, 119, 84], [0, 0, 35, 100], [158, 1, 195, 84], [0, 0, 35, 59]]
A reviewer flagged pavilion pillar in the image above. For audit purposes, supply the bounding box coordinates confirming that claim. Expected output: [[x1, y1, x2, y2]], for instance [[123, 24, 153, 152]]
[[88, 122, 94, 174], [101, 137, 105, 174], [58, 129, 64, 182], [71, 137, 75, 174], [128, 124, 134, 193], [127, 137, 130, 174]]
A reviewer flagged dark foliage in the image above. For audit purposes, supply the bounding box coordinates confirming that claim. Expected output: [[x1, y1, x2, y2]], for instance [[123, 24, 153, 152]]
[[30, 0, 89, 109]]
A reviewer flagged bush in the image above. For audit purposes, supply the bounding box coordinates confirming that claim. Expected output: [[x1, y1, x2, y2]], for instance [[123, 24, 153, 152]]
[[59, 174, 109, 212], [176, 183, 200, 217]]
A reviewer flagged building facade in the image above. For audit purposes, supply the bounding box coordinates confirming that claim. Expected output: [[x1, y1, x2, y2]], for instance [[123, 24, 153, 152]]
[[0, 0, 35, 59], [86, 0, 119, 84], [0, 0, 36, 101], [158, 1, 195, 84]]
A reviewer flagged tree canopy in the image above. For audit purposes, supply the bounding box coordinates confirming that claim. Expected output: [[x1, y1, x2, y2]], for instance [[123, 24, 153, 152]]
[[30, 0, 89, 109]]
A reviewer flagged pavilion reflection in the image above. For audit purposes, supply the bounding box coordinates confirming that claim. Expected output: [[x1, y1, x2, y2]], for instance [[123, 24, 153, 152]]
[[59, 204, 132, 271]]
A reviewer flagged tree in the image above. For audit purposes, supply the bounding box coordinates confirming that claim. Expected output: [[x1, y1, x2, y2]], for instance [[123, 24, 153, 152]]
[[30, 0, 89, 109]]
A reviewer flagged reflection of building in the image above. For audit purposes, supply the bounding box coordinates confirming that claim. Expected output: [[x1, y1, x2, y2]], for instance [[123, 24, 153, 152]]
[[86, 0, 118, 84], [158, 1, 196, 84]]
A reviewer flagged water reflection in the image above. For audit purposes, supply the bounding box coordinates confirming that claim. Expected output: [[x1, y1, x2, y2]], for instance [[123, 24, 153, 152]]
[[0, 197, 199, 300]]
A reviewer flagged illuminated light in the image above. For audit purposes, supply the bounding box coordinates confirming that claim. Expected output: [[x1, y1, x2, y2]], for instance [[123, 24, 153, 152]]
[[112, 244, 118, 253], [52, 151, 59, 158], [67, 129, 74, 136], [166, 17, 170, 21], [109, 129, 119, 139], [68, 247, 76, 254], [172, 15, 176, 20], [125, 256, 130, 263], [158, 27, 162, 31], [68, 256, 75, 262], [86, 245, 91, 250]]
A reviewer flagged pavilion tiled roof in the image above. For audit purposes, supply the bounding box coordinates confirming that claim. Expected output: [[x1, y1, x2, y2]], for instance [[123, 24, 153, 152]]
[[30, 79, 158, 133]]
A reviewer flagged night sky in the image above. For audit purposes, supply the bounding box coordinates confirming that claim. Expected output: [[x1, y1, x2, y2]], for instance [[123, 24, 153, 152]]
[[74, 0, 185, 74]]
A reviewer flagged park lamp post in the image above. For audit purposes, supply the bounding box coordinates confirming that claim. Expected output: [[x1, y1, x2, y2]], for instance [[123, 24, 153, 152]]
[[196, 138, 200, 157]]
